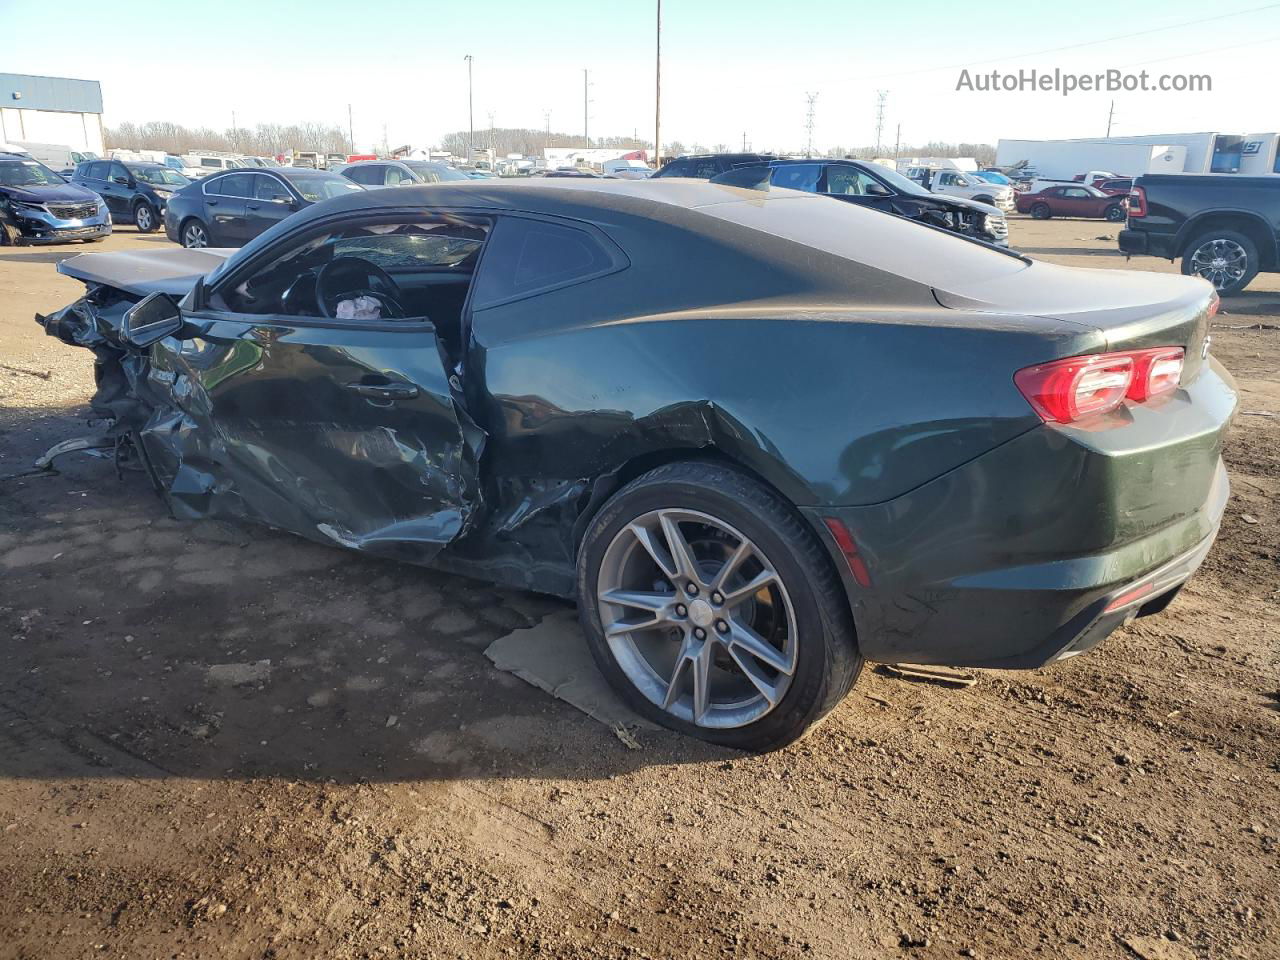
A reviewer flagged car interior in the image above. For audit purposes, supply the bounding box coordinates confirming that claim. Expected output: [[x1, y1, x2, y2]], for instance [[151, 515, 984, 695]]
[[216, 217, 489, 354]]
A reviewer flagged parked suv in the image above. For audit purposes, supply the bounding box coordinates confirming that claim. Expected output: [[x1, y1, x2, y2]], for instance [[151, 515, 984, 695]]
[[1120, 173, 1280, 294], [651, 153, 780, 179], [0, 152, 110, 245], [73, 160, 191, 233], [724, 158, 1009, 246], [336, 159, 471, 188]]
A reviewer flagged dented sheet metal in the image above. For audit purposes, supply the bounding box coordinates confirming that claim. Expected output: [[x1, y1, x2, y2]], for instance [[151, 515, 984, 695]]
[[38, 285, 482, 563]]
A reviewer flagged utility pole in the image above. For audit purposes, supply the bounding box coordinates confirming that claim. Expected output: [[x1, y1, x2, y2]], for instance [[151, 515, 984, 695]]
[[488, 111, 495, 155], [347, 104, 354, 155], [543, 110, 551, 153], [874, 90, 888, 156], [742, 131, 747, 151], [1106, 100, 1115, 137], [584, 68, 590, 149], [804, 92, 817, 158], [464, 55, 474, 159], [230, 110, 237, 150], [654, 0, 661, 166], [894, 123, 901, 159]]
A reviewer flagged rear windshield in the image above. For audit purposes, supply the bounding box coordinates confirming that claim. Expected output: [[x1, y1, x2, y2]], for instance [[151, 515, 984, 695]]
[[701, 193, 1028, 288]]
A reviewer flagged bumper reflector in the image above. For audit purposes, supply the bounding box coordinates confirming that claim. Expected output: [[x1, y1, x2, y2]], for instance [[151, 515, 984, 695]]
[[822, 517, 872, 588]]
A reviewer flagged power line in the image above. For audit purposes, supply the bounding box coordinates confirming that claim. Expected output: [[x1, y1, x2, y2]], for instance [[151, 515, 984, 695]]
[[804, 92, 817, 158], [873, 90, 888, 156]]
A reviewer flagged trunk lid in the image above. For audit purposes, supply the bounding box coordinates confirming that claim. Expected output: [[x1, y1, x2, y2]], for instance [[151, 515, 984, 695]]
[[933, 260, 1216, 383]]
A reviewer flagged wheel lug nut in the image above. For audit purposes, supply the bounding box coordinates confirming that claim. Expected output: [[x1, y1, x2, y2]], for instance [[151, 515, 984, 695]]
[[685, 582, 698, 596], [715, 620, 729, 634], [711, 591, 724, 605], [694, 627, 706, 640], [675, 604, 687, 617]]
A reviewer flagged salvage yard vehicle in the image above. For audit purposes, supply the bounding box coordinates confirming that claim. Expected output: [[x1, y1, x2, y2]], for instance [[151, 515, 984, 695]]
[[37, 178, 1236, 750], [1120, 173, 1280, 294], [336, 159, 472, 188], [72, 160, 190, 234], [0, 152, 110, 245], [719, 158, 1009, 246], [1015, 183, 1127, 221], [164, 166, 364, 248], [650, 153, 780, 179]]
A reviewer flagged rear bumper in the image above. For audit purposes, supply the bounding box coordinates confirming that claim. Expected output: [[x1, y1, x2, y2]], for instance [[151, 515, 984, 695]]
[[1119, 228, 1176, 259], [807, 358, 1237, 669]]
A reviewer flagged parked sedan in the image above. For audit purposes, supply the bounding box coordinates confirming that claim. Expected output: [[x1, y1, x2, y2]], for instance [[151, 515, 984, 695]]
[[164, 167, 364, 248], [73, 160, 190, 233], [38, 178, 1234, 750], [337, 159, 471, 188], [1016, 184, 1127, 221]]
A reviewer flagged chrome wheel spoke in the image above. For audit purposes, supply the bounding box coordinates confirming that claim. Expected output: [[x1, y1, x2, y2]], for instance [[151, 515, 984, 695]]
[[710, 538, 752, 592], [600, 588, 672, 613], [726, 643, 786, 707], [628, 522, 678, 582], [662, 633, 712, 723], [658, 512, 701, 585], [728, 620, 794, 676], [721, 568, 780, 609]]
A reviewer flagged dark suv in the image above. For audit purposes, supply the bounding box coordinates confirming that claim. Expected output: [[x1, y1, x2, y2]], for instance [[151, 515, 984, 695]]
[[73, 160, 191, 233], [723, 158, 1009, 246], [651, 153, 779, 179], [0, 152, 110, 245]]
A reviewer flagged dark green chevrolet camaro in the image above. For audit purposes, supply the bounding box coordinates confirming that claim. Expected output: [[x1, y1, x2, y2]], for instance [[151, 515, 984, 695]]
[[38, 178, 1235, 750]]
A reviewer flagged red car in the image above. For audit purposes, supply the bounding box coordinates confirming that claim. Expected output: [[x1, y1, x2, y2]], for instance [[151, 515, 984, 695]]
[[1016, 184, 1127, 221]]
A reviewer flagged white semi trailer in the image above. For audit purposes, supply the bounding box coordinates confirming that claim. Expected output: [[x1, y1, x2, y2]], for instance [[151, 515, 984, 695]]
[[996, 133, 1280, 179]]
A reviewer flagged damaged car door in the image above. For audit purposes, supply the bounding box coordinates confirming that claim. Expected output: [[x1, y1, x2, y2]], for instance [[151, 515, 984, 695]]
[[146, 213, 488, 560]]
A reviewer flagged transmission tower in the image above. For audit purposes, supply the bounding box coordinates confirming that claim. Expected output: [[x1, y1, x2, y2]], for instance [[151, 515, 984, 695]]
[[874, 90, 888, 157], [804, 92, 818, 158]]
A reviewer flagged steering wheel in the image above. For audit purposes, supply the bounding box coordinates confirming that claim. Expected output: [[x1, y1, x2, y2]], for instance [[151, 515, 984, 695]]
[[315, 256, 408, 320]]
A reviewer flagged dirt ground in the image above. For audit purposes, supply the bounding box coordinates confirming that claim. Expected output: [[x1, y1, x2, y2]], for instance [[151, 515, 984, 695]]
[[0, 217, 1276, 960]]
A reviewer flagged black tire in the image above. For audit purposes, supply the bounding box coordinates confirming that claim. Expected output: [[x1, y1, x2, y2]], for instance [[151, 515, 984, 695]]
[[1181, 229, 1259, 296], [1030, 203, 1051, 220], [576, 461, 862, 751], [1104, 204, 1125, 223], [180, 218, 209, 249], [133, 201, 159, 233]]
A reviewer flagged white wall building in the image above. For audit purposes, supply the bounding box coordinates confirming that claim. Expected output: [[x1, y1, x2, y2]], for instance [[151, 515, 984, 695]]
[[996, 133, 1280, 180], [0, 73, 104, 157]]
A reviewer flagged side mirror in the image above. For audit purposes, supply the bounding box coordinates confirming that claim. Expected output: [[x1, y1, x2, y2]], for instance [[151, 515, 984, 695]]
[[865, 182, 891, 197], [113, 176, 131, 186], [121, 292, 183, 348]]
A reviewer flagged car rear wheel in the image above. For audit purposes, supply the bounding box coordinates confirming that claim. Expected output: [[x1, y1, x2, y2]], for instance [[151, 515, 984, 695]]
[[181, 219, 209, 248], [1030, 202, 1051, 220], [577, 461, 861, 751], [1182, 230, 1258, 295], [133, 201, 158, 233], [1104, 204, 1125, 222]]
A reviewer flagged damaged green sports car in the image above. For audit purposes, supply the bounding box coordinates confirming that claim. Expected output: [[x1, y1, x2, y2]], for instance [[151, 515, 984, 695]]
[[37, 178, 1236, 750]]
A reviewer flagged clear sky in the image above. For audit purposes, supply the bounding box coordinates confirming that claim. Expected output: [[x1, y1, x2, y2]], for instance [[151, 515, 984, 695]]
[[3, 0, 1278, 153]]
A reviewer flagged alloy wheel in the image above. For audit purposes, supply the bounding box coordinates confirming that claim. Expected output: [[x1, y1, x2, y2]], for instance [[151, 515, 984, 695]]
[[596, 508, 797, 729], [135, 205, 153, 231], [183, 223, 208, 248], [1189, 238, 1248, 291]]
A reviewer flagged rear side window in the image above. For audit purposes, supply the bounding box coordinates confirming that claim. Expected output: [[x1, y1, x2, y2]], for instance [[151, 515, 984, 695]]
[[770, 164, 822, 193], [209, 173, 254, 198], [344, 164, 383, 185], [472, 217, 621, 308]]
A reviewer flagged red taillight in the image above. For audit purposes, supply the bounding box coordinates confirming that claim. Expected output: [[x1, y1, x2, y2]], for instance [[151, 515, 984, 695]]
[[1014, 354, 1134, 424], [1127, 186, 1147, 217], [1015, 347, 1185, 424], [1128, 347, 1184, 402], [1207, 292, 1220, 319]]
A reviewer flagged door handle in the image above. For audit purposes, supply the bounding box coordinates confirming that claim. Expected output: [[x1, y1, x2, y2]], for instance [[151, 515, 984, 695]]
[[247, 203, 260, 210], [345, 381, 419, 401], [205, 199, 218, 206]]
